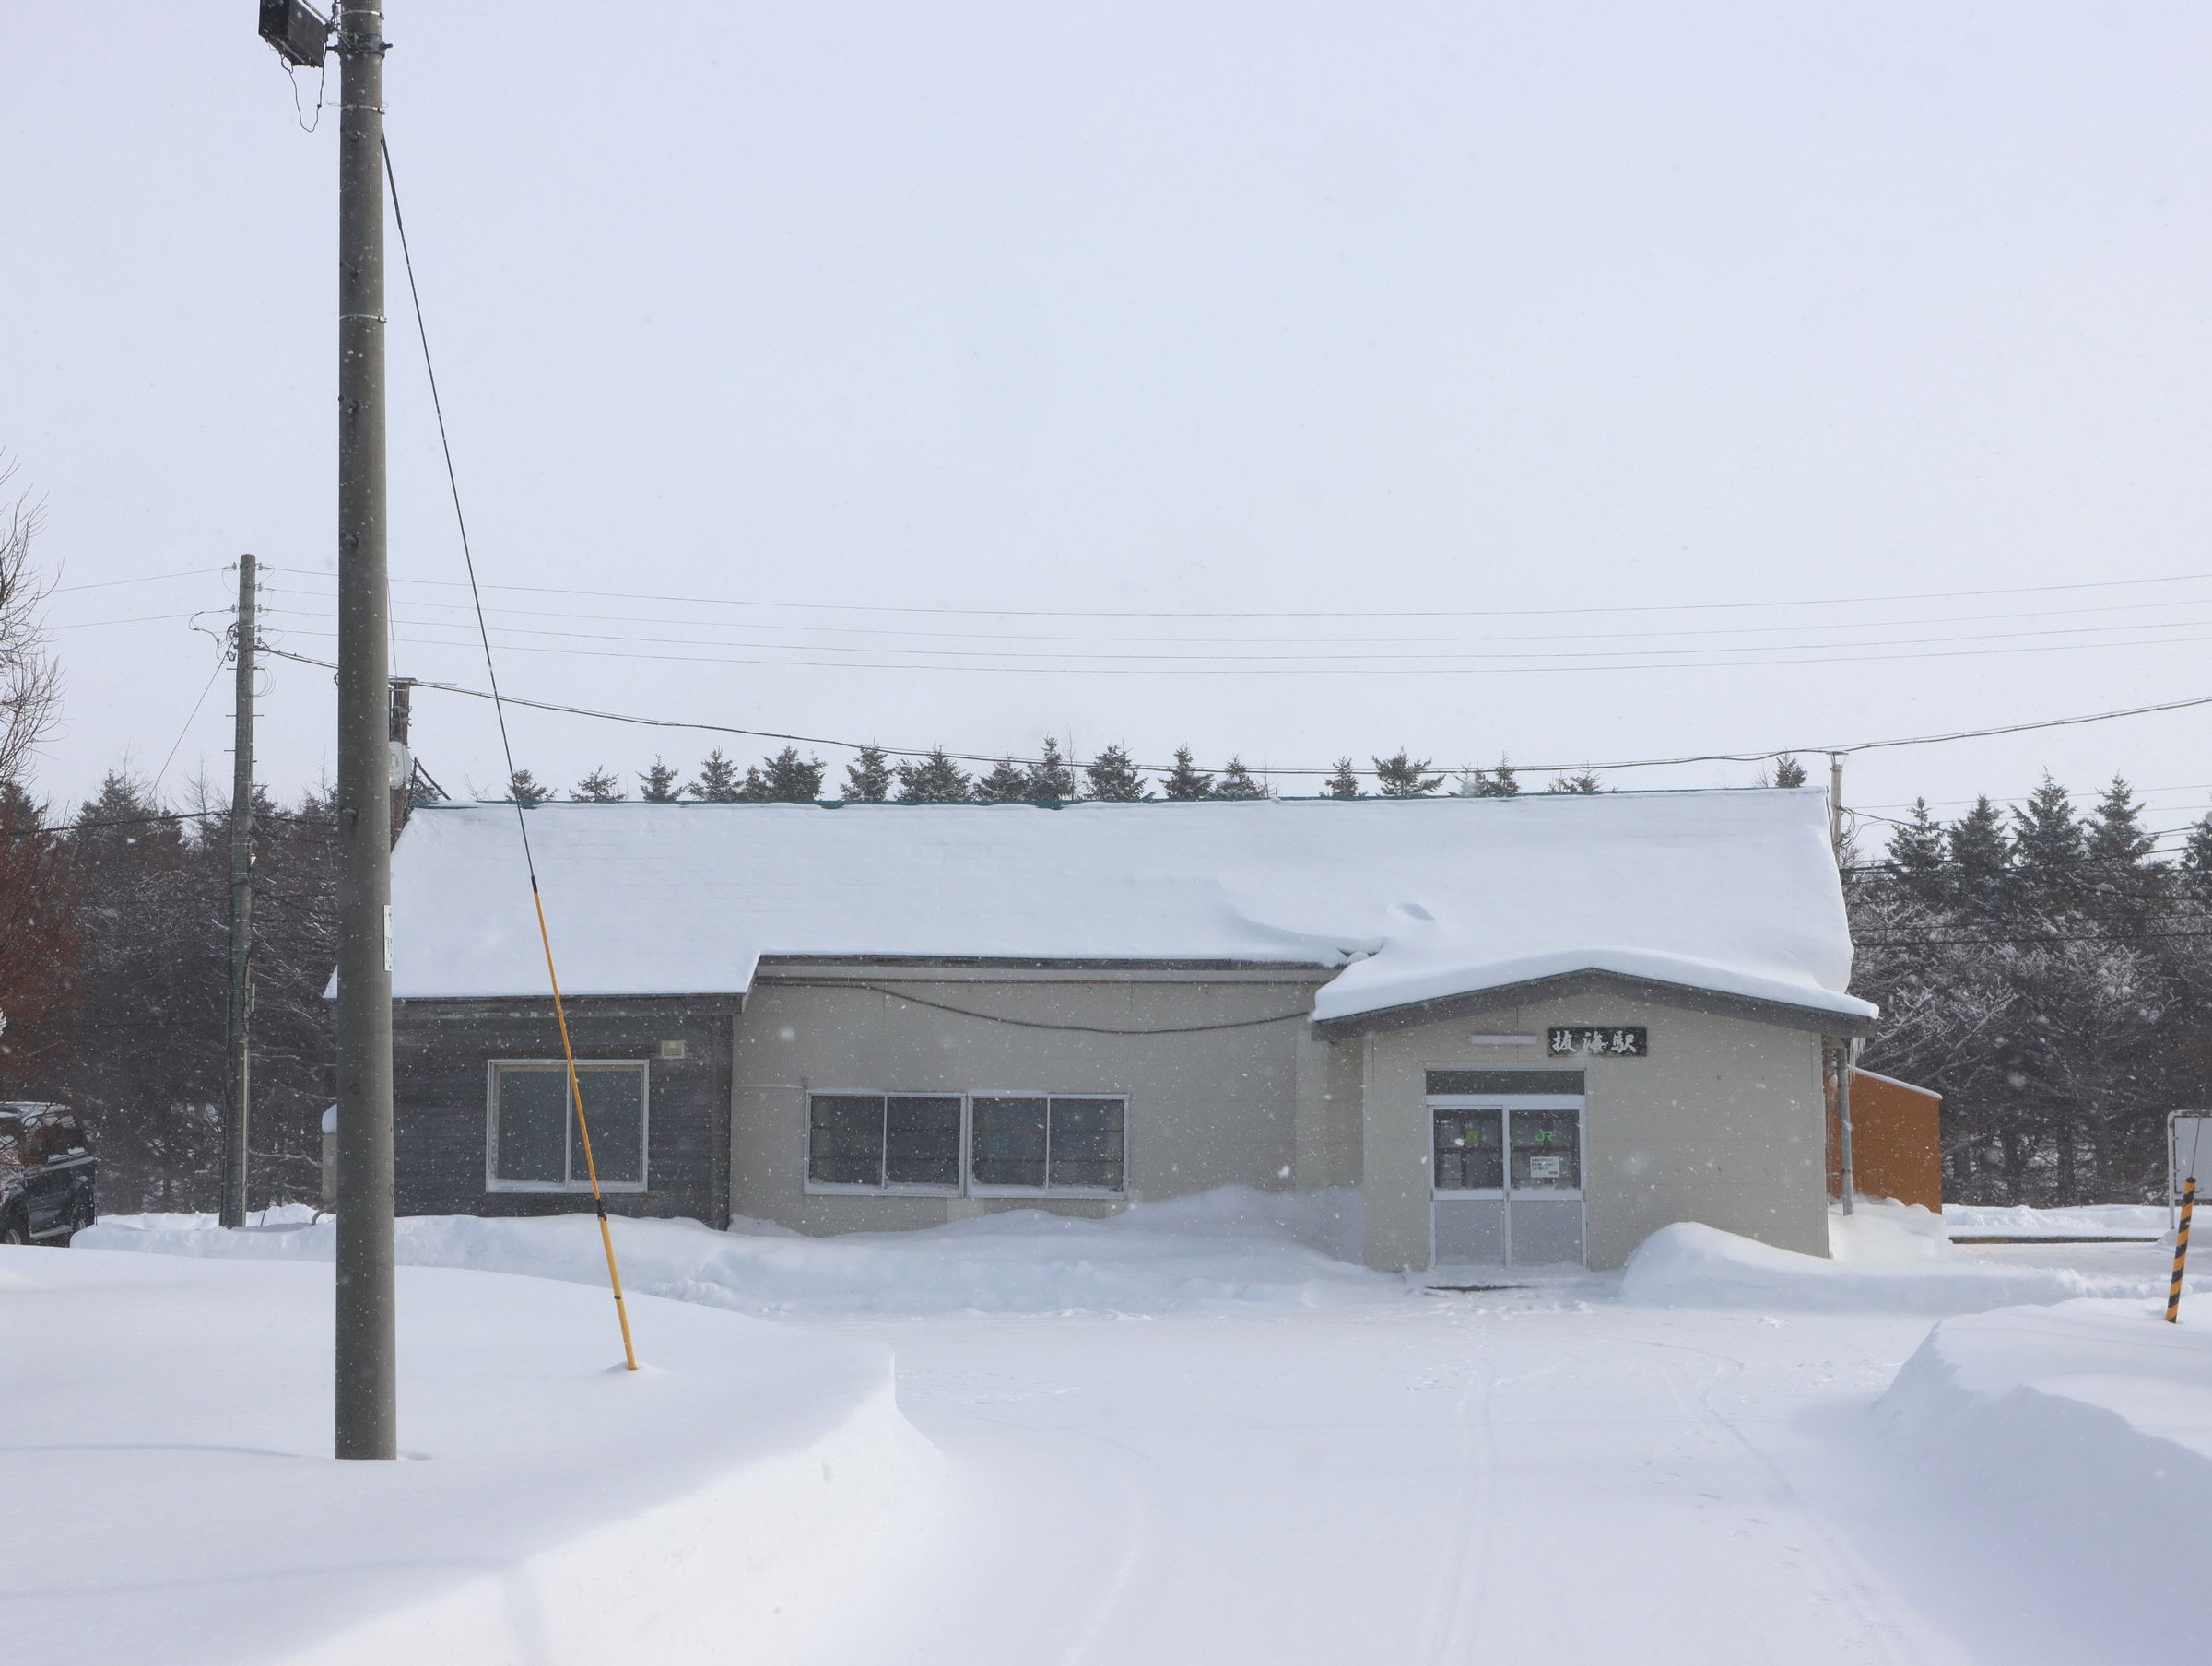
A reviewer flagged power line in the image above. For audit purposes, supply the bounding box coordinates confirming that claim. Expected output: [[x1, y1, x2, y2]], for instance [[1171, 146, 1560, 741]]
[[256, 617, 2212, 678], [2, 807, 328, 840], [254, 582, 2212, 651], [49, 610, 206, 631], [256, 643, 2212, 781], [149, 647, 231, 794], [261, 561, 2212, 623], [51, 566, 230, 595], [254, 603, 2212, 666]]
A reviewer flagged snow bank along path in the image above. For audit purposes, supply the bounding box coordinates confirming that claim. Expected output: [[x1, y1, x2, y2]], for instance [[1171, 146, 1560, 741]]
[[1620, 1219, 2191, 1314], [1, 1246, 942, 1666], [79, 1186, 1401, 1317], [1878, 1297, 2212, 1662]]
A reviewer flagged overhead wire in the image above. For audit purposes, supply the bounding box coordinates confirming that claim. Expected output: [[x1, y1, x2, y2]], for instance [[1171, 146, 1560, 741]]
[[382, 134, 637, 1372], [260, 561, 2212, 622], [253, 602, 2212, 665], [253, 581, 2212, 650], [252, 617, 2212, 678], [254, 641, 2212, 782]]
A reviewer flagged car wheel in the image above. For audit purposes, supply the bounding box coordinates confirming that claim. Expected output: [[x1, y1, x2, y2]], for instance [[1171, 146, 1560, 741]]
[[0, 1214, 26, 1247]]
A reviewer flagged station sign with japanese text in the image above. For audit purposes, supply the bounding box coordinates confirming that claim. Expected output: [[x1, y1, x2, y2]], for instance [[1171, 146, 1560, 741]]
[[1547, 1026, 1647, 1058]]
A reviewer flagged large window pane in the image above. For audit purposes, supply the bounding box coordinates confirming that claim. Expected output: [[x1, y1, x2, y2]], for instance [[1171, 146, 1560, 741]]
[[971, 1097, 1047, 1188], [494, 1067, 568, 1184], [885, 1096, 961, 1188], [809, 1095, 884, 1187], [575, 1067, 645, 1185], [1048, 1098, 1124, 1191], [1433, 1108, 1503, 1191], [1510, 1109, 1581, 1191]]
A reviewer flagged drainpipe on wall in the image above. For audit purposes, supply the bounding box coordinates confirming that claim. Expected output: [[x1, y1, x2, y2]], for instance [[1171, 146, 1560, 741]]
[[1833, 1042, 1857, 1216]]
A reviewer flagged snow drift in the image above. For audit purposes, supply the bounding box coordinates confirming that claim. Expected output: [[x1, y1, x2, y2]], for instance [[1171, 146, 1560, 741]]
[[1619, 1219, 2184, 1314], [0, 1246, 942, 1666], [1877, 1297, 2212, 1658], [81, 1185, 1398, 1317]]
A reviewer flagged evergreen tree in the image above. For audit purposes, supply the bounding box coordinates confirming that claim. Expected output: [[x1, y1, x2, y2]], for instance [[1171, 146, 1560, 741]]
[[844, 745, 893, 803], [570, 768, 624, 802], [1373, 750, 1443, 797], [757, 747, 827, 804], [688, 748, 745, 803], [1214, 757, 1268, 800], [639, 758, 682, 803], [1323, 758, 1363, 799], [505, 768, 549, 805], [895, 746, 972, 804], [1025, 738, 1077, 803], [1886, 799, 1947, 903], [2086, 775, 2156, 870], [973, 759, 1032, 804], [1947, 795, 2010, 905], [1456, 759, 1521, 798], [1548, 771, 1603, 793], [1162, 747, 1215, 801], [0, 775, 79, 1097], [2184, 814, 2212, 887], [2011, 774, 2085, 895], [1769, 755, 1809, 788], [1083, 744, 1152, 802]]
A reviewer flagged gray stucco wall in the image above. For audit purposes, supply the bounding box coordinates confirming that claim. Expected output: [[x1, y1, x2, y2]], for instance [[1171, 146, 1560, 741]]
[[729, 972, 1326, 1234], [1359, 992, 1830, 1272]]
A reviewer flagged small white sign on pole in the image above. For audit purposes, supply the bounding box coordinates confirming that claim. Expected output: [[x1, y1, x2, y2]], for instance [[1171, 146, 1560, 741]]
[[2169, 1110, 2212, 1234]]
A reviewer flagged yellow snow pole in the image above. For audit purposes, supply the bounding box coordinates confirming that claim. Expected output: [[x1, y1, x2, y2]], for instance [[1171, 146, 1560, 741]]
[[535, 879, 639, 1372]]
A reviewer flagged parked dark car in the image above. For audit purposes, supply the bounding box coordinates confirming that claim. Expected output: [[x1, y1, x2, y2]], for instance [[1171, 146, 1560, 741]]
[[0, 1103, 97, 1246]]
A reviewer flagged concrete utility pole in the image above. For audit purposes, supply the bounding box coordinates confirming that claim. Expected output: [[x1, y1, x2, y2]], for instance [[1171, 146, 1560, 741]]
[[333, 0, 396, 1461], [220, 554, 258, 1231], [1829, 752, 1846, 861]]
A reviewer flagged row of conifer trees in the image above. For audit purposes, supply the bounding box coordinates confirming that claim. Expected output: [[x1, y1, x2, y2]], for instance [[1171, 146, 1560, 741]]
[[16, 759, 2212, 1212], [500, 744, 1610, 805]]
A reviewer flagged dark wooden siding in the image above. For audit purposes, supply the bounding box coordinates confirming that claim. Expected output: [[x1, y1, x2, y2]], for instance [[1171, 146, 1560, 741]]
[[392, 998, 733, 1227]]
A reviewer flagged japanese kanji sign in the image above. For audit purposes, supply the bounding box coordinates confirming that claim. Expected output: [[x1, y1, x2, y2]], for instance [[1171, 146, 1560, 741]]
[[1547, 1026, 1647, 1057]]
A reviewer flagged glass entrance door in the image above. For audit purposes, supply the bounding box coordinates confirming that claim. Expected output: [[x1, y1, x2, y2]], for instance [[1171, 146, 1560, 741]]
[[1429, 1095, 1585, 1268]]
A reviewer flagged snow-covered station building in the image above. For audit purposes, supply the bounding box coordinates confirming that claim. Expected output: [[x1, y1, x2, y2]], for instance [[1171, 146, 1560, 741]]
[[381, 786, 1875, 1272]]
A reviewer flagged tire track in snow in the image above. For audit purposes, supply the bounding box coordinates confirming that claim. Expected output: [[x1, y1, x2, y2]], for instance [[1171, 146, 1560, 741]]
[[1416, 1316, 1574, 1665], [1616, 1332, 1923, 1666]]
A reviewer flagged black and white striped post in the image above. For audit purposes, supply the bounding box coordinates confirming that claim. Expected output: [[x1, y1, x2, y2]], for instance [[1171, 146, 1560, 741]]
[[2168, 1176, 2195, 1325]]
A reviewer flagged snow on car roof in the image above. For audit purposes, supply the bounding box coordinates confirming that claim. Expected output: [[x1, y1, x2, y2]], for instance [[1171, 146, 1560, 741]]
[[382, 786, 1871, 1025]]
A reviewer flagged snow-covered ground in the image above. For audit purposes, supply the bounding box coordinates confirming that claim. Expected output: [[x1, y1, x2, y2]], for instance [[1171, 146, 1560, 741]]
[[1943, 1201, 2170, 1238], [20, 1197, 2209, 1664]]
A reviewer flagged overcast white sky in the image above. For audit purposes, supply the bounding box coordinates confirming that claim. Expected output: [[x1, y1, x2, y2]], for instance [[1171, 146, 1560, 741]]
[[7, 3, 2212, 849]]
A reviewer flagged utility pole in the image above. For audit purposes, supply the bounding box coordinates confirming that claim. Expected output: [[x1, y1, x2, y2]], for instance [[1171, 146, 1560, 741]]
[[1829, 752, 1845, 861], [332, 0, 396, 1461], [220, 554, 258, 1230]]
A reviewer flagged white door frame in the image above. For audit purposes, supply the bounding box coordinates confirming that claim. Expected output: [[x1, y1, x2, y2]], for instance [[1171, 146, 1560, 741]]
[[1427, 1092, 1587, 1268]]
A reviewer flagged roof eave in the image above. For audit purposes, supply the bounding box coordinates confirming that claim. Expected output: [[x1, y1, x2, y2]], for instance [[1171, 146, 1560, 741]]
[[1311, 967, 1876, 1042]]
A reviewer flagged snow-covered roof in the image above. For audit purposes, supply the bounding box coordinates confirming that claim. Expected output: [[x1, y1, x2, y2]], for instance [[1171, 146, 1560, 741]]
[[385, 788, 1872, 1027]]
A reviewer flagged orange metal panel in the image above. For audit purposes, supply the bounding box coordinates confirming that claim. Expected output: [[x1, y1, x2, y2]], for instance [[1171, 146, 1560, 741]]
[[1827, 1069, 1944, 1210]]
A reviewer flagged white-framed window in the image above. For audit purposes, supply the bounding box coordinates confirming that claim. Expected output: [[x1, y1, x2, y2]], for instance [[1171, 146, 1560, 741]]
[[1428, 1094, 1583, 1201], [804, 1090, 1127, 1198], [487, 1060, 650, 1193], [806, 1093, 963, 1192], [969, 1095, 1126, 1196]]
